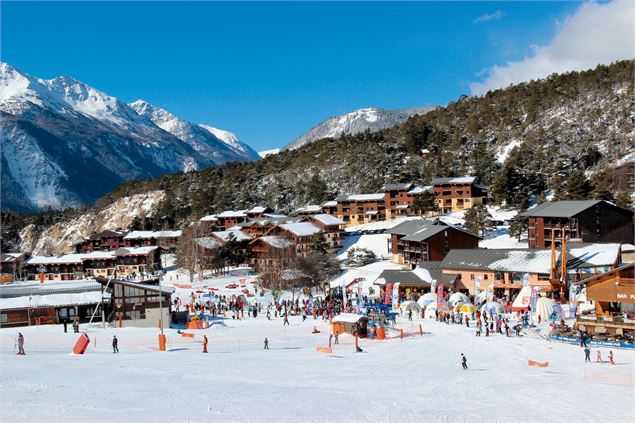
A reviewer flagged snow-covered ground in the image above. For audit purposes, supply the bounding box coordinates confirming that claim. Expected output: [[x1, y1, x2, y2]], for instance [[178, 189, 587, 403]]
[[337, 233, 391, 261], [1, 316, 633, 422]]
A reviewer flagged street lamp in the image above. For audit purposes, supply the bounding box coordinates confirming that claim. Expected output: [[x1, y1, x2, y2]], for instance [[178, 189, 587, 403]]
[[158, 252, 166, 351]]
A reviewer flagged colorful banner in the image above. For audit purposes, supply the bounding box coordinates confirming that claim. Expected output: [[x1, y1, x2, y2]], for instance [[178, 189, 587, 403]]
[[341, 280, 347, 308], [392, 282, 400, 311], [384, 283, 393, 305], [522, 273, 529, 287], [357, 278, 365, 313], [486, 283, 494, 303], [474, 276, 482, 298], [437, 283, 444, 311], [568, 283, 577, 318], [530, 286, 541, 312], [430, 279, 437, 297]]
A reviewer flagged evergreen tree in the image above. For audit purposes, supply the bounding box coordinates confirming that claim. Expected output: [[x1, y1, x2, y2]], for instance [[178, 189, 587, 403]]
[[306, 172, 328, 204], [561, 171, 592, 200], [412, 191, 439, 215], [308, 232, 329, 254], [508, 213, 529, 241], [463, 204, 492, 237], [614, 191, 634, 210]]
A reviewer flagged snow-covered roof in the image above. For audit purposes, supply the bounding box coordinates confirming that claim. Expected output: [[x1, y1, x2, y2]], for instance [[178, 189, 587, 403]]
[[199, 214, 217, 222], [430, 176, 477, 185], [124, 230, 182, 240], [407, 185, 434, 195], [295, 205, 323, 213], [278, 222, 321, 237], [343, 193, 385, 202], [27, 251, 116, 265], [263, 213, 288, 219], [567, 243, 621, 269], [211, 230, 253, 242], [365, 210, 379, 215], [523, 200, 604, 218], [248, 206, 269, 214], [0, 291, 106, 310], [395, 204, 409, 210], [194, 237, 223, 250], [258, 236, 296, 249], [1, 252, 26, 262], [321, 200, 337, 207], [331, 313, 368, 323], [382, 183, 413, 191], [217, 210, 248, 218], [114, 246, 158, 256], [0, 280, 102, 298], [307, 214, 344, 226]]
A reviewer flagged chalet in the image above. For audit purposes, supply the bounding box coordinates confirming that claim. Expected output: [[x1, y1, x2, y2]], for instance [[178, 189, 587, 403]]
[[440, 243, 622, 298], [95, 277, 173, 328], [266, 222, 322, 257], [0, 280, 104, 327], [246, 206, 274, 219], [210, 229, 253, 244], [114, 246, 161, 276], [300, 214, 345, 252], [1, 252, 29, 283], [248, 236, 296, 273], [383, 183, 415, 219], [430, 176, 487, 214], [573, 264, 634, 339], [335, 193, 386, 226], [123, 230, 182, 250], [386, 220, 480, 265], [214, 210, 249, 230], [24, 252, 116, 281], [229, 217, 296, 237], [295, 205, 324, 216], [524, 200, 634, 248], [321, 200, 338, 215], [74, 229, 128, 253]]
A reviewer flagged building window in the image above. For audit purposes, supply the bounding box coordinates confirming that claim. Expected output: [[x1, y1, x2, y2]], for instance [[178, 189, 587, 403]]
[[0, 313, 7, 323], [470, 274, 475, 280]]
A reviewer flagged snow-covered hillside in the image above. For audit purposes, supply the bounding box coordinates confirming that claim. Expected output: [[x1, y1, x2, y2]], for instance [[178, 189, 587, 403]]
[[19, 191, 165, 255], [0, 63, 258, 211], [285, 106, 436, 150]]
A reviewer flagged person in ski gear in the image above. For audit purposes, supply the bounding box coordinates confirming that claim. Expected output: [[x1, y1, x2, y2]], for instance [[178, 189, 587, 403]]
[[461, 353, 467, 370], [584, 346, 591, 362], [596, 350, 602, 363], [63, 319, 68, 333], [609, 350, 614, 365], [334, 333, 339, 344], [73, 316, 79, 333], [202, 335, 208, 353], [283, 313, 289, 326], [263, 338, 269, 349], [112, 335, 119, 353], [17, 332, 25, 355]]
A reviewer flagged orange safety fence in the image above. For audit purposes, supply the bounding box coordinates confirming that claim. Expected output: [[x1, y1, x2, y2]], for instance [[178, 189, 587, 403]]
[[528, 360, 549, 367]]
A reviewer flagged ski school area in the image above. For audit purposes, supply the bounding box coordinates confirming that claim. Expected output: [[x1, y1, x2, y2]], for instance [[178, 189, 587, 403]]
[[1, 273, 634, 423]]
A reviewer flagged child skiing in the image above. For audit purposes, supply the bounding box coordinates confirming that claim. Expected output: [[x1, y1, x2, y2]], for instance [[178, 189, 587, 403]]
[[17, 332, 25, 355], [264, 337, 269, 349], [112, 335, 119, 353], [461, 353, 467, 370], [202, 335, 208, 353], [609, 350, 614, 365], [596, 350, 603, 363]]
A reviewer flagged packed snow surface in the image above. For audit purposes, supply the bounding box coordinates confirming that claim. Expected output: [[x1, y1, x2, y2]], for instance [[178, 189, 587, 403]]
[[1, 316, 633, 422]]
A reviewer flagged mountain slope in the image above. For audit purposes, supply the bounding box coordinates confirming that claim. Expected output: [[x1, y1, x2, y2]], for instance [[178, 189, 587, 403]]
[[0, 63, 258, 212], [130, 100, 259, 162], [285, 106, 436, 150]]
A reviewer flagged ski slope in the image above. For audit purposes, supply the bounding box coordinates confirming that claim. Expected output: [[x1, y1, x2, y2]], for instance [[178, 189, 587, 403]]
[[1, 316, 633, 422]]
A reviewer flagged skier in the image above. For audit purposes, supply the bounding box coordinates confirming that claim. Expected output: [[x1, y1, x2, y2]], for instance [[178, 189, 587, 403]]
[[17, 332, 25, 355], [584, 346, 591, 362], [63, 319, 68, 333], [73, 316, 79, 333], [112, 335, 119, 353], [408, 309, 412, 321], [596, 350, 603, 363], [283, 313, 289, 326], [461, 353, 467, 370], [263, 337, 269, 349], [475, 322, 481, 337], [202, 335, 208, 353], [609, 350, 615, 365], [334, 333, 339, 344], [465, 315, 469, 328]]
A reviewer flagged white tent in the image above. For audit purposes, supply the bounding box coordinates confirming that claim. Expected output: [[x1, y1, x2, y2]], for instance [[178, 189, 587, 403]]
[[511, 286, 532, 312], [532, 297, 564, 324], [474, 291, 487, 304], [448, 292, 469, 306], [417, 293, 437, 307], [399, 301, 422, 314], [424, 302, 438, 319]]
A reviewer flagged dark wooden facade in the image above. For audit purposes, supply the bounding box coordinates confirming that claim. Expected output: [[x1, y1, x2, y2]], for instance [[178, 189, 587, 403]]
[[528, 201, 634, 248]]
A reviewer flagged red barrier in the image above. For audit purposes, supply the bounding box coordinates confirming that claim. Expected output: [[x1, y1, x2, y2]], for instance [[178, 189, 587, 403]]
[[528, 360, 549, 368], [72, 334, 90, 355]]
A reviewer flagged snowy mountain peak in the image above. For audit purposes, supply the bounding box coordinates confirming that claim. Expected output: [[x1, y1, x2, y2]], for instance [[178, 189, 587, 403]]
[[198, 124, 249, 155], [285, 105, 436, 150]]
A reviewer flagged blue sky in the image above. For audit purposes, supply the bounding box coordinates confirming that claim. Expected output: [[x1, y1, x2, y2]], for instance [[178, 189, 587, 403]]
[[0, 1, 599, 151]]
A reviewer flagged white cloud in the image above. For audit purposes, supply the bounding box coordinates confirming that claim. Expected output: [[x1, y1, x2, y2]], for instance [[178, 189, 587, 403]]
[[470, 0, 635, 95], [473, 10, 504, 24]]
